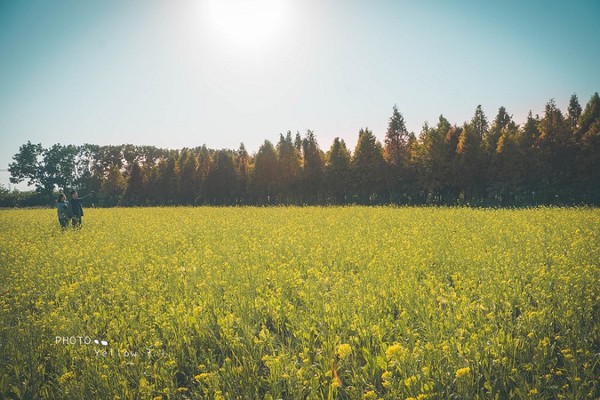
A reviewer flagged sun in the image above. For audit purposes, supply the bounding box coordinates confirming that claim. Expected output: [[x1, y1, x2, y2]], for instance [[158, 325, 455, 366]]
[[203, 0, 288, 50]]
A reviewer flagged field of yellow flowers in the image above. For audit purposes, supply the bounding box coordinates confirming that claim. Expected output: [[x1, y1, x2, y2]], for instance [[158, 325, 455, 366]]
[[0, 207, 598, 399]]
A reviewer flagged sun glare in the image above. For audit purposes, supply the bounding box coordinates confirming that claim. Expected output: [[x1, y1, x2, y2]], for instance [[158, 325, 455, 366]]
[[204, 0, 287, 50]]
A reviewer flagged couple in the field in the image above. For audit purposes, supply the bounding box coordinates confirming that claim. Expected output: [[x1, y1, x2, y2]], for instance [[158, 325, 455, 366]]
[[56, 190, 94, 229]]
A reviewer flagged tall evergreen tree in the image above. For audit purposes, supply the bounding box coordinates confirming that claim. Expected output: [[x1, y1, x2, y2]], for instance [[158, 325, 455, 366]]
[[252, 140, 278, 204], [277, 131, 301, 203], [294, 132, 303, 155], [154, 155, 179, 205], [384, 105, 410, 164], [195, 145, 212, 203], [301, 130, 324, 203], [205, 150, 237, 204], [384, 105, 410, 202], [471, 105, 489, 139], [234, 143, 250, 204], [418, 116, 454, 203], [538, 99, 571, 202], [567, 94, 582, 133], [325, 137, 352, 203], [485, 108, 517, 201], [455, 106, 487, 203], [539, 99, 566, 143], [491, 120, 523, 204], [484, 106, 511, 155], [578, 92, 600, 135], [577, 93, 600, 203], [352, 128, 386, 204], [143, 162, 158, 204], [520, 111, 540, 150], [179, 149, 197, 205]]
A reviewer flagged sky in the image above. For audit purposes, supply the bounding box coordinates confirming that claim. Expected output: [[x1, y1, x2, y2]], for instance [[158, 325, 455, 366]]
[[1, 0, 599, 190]]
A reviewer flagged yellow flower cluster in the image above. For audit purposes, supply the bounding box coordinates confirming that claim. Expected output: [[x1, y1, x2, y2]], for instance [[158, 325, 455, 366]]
[[455, 367, 471, 378], [336, 343, 352, 359], [0, 206, 597, 399]]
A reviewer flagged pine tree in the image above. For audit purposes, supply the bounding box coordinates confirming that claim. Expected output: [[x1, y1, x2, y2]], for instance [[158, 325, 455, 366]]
[[277, 131, 301, 203], [352, 128, 386, 204], [325, 137, 351, 203], [418, 116, 454, 203], [234, 143, 250, 204], [471, 105, 489, 139], [492, 121, 523, 204], [384, 105, 410, 203], [384, 105, 410, 165], [455, 106, 487, 203], [538, 99, 571, 203], [578, 92, 600, 136], [301, 130, 324, 204], [252, 140, 278, 204], [577, 93, 600, 203], [294, 132, 303, 155], [205, 150, 237, 204], [179, 150, 197, 205], [567, 94, 582, 133], [195, 145, 212, 204], [154, 155, 179, 205], [484, 106, 511, 155]]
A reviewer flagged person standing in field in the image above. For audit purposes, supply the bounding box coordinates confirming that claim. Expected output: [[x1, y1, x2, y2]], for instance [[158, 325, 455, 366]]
[[70, 190, 94, 227], [56, 193, 73, 229]]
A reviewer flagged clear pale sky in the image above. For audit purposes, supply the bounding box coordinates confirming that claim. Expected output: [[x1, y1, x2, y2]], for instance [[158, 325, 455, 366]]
[[1, 0, 599, 189]]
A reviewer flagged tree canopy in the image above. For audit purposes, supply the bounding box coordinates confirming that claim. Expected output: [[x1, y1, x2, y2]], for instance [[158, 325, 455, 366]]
[[8, 93, 600, 206]]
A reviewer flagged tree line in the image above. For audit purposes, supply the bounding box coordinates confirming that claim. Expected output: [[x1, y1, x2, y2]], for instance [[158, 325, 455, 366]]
[[7, 93, 600, 207]]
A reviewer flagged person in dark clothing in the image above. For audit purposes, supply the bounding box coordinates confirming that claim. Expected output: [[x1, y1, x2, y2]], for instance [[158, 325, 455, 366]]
[[70, 190, 94, 227], [57, 193, 73, 229]]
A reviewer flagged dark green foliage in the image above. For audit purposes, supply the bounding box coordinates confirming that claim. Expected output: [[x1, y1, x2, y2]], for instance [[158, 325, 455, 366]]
[[252, 140, 278, 204], [384, 105, 412, 203], [301, 130, 325, 204], [276, 132, 301, 203], [120, 163, 145, 206], [352, 128, 386, 204], [100, 165, 125, 206], [8, 93, 600, 206], [8, 142, 79, 196], [205, 150, 237, 205], [325, 138, 352, 204]]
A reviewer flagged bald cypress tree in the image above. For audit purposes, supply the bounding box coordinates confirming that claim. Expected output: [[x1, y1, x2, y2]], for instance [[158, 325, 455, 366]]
[[179, 149, 197, 205], [537, 99, 571, 203], [577, 93, 600, 203], [352, 128, 386, 204], [205, 150, 237, 204], [455, 106, 487, 203], [252, 140, 278, 204], [195, 145, 212, 204], [234, 144, 250, 204], [484, 106, 511, 155], [418, 116, 455, 204], [384, 105, 410, 203], [567, 94, 582, 133], [301, 130, 324, 204], [277, 131, 301, 203], [325, 137, 352, 204]]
